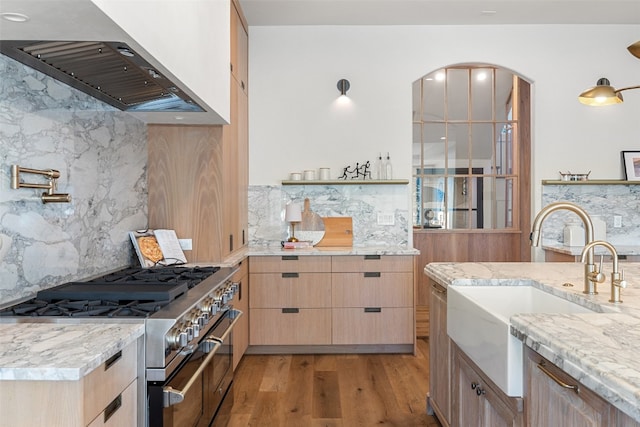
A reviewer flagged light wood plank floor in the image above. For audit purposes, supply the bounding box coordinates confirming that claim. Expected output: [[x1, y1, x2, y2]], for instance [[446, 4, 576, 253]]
[[229, 338, 441, 426]]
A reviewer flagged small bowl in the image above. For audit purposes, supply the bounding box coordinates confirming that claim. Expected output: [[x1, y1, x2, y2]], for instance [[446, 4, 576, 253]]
[[559, 171, 590, 181]]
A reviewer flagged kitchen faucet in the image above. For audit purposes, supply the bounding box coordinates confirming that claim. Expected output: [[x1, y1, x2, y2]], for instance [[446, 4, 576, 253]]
[[580, 240, 627, 303], [530, 201, 602, 295]]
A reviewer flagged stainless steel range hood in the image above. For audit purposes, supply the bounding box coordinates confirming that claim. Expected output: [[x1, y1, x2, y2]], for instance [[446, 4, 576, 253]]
[[1, 40, 203, 113], [0, 0, 231, 125]]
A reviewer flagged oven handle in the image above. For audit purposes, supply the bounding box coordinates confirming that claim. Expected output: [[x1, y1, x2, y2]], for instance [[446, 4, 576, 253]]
[[211, 309, 243, 343], [162, 309, 244, 408]]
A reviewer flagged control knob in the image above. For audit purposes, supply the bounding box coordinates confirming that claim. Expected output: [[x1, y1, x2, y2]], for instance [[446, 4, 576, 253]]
[[167, 326, 189, 350]]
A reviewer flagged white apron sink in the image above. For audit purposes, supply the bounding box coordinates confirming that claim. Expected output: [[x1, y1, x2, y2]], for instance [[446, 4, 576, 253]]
[[447, 284, 595, 397]]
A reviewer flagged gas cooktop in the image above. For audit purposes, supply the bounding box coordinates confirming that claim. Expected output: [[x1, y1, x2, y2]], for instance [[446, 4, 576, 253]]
[[0, 265, 220, 318]]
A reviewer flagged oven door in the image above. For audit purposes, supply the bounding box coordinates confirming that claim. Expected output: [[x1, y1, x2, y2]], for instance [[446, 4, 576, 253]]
[[149, 309, 242, 427]]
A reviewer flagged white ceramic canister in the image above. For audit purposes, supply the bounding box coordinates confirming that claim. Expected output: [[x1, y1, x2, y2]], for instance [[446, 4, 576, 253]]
[[290, 172, 302, 181], [303, 170, 315, 180], [319, 168, 330, 180]]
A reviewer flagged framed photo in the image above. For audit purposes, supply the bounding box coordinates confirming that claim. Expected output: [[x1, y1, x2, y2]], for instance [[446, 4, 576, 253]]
[[622, 151, 640, 181]]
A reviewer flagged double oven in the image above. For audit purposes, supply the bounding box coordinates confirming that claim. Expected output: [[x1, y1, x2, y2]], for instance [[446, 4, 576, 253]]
[[0, 265, 242, 427]]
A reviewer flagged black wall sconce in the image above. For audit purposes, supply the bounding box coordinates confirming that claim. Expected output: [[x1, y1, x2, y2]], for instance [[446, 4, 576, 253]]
[[337, 79, 350, 96]]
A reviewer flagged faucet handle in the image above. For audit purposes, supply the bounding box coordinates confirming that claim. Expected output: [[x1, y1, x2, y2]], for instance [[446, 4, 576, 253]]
[[614, 269, 627, 289], [591, 255, 606, 284]]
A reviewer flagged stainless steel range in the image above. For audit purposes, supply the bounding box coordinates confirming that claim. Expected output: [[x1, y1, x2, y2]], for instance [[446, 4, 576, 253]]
[[0, 265, 242, 427]]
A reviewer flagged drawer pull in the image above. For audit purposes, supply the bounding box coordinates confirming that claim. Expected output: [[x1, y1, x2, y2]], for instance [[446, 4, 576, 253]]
[[282, 255, 299, 261], [537, 361, 579, 393], [431, 283, 447, 295], [103, 394, 122, 423], [282, 308, 300, 314], [282, 272, 299, 278], [364, 272, 381, 278], [104, 350, 122, 370], [364, 307, 382, 313], [364, 255, 381, 260]]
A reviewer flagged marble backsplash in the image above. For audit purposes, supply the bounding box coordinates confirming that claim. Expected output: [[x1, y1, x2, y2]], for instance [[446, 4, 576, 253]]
[[0, 55, 147, 306], [248, 184, 411, 247], [541, 183, 640, 245]]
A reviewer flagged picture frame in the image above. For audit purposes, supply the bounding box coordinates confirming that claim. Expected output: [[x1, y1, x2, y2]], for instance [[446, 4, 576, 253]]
[[622, 151, 640, 181]]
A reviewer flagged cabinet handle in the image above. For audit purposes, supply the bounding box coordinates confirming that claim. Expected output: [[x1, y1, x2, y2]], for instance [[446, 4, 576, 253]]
[[229, 234, 233, 252], [364, 307, 381, 313], [282, 308, 299, 314], [364, 255, 381, 260], [103, 394, 122, 423], [537, 361, 579, 393], [282, 255, 299, 261], [471, 382, 478, 390], [282, 272, 299, 278], [364, 272, 381, 278], [476, 387, 486, 396], [104, 350, 122, 370], [431, 283, 447, 295]]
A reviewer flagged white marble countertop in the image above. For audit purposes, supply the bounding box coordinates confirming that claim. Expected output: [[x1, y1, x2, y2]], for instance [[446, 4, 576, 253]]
[[0, 322, 144, 381], [248, 244, 419, 256], [424, 261, 640, 422], [542, 240, 640, 257]]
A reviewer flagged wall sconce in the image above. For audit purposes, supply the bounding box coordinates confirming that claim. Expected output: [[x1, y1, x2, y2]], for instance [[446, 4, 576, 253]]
[[578, 40, 640, 106], [11, 165, 71, 203], [337, 79, 350, 96], [285, 202, 302, 242]]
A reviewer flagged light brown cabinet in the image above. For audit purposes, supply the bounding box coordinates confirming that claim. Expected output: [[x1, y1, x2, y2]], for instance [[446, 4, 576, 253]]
[[221, 0, 249, 257], [331, 255, 413, 345], [427, 279, 452, 427], [249, 255, 332, 345], [524, 347, 639, 427], [148, 0, 248, 262], [453, 344, 523, 427], [249, 255, 414, 349], [232, 259, 249, 370], [1, 341, 138, 426]]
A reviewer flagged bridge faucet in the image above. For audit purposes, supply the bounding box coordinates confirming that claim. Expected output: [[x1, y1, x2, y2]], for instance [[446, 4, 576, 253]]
[[580, 240, 627, 303], [530, 202, 599, 295]]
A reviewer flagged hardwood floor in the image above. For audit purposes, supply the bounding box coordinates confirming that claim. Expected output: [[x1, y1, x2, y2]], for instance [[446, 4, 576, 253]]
[[229, 338, 441, 426]]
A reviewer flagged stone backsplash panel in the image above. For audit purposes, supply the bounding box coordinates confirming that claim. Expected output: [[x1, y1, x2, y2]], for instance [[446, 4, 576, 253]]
[[248, 184, 411, 247], [541, 183, 640, 245], [0, 55, 147, 305]]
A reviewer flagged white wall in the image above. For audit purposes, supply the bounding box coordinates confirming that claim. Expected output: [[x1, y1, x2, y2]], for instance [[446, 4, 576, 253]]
[[248, 24, 640, 216]]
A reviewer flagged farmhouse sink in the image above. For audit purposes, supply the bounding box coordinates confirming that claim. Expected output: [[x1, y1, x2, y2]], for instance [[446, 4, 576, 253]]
[[447, 284, 595, 397]]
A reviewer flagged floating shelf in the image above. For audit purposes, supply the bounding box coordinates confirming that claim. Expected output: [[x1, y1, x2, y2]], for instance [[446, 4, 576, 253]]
[[542, 180, 640, 185], [282, 179, 409, 185]]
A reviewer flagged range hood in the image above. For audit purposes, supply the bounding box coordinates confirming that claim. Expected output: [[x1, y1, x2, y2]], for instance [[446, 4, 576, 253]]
[[1, 40, 203, 113], [0, 0, 231, 125]]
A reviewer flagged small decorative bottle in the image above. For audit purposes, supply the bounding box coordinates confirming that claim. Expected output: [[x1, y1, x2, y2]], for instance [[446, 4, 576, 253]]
[[384, 152, 393, 180], [375, 152, 384, 180]]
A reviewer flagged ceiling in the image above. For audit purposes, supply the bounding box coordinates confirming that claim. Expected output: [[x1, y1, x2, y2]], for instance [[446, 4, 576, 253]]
[[239, 0, 640, 26]]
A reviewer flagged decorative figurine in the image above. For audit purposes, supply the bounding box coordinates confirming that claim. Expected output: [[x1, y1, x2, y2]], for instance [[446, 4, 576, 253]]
[[339, 161, 372, 180]]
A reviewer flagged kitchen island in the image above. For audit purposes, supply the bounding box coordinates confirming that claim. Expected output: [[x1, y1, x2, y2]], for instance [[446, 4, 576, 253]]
[[425, 261, 640, 424], [0, 322, 144, 426]]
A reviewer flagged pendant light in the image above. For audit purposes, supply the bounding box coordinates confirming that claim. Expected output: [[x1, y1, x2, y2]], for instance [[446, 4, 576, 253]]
[[578, 40, 640, 106]]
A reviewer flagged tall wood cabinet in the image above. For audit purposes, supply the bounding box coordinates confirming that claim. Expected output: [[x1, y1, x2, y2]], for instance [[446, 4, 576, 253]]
[[223, 0, 249, 256], [148, 0, 248, 262]]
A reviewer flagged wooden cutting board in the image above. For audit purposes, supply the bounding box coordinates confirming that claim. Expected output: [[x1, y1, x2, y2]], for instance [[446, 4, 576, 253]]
[[316, 217, 353, 247]]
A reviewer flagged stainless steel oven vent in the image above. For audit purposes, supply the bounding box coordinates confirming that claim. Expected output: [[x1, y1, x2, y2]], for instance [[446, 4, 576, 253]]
[[0, 40, 204, 112]]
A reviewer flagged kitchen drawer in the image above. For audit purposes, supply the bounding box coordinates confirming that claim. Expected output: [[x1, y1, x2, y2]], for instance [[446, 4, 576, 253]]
[[83, 341, 137, 425], [332, 272, 413, 308], [332, 307, 413, 345], [87, 379, 137, 427], [250, 272, 331, 308], [331, 255, 413, 273], [250, 308, 331, 345], [249, 255, 331, 273]]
